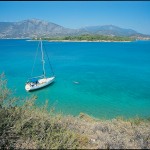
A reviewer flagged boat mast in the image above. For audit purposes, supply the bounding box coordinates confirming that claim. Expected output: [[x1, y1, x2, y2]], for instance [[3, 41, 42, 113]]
[[40, 38, 46, 77]]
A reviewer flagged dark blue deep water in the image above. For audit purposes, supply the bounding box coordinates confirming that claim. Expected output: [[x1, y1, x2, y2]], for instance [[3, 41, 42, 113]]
[[0, 39, 150, 119]]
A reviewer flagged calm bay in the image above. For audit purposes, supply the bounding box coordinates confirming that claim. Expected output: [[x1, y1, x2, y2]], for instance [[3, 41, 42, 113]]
[[0, 39, 150, 119]]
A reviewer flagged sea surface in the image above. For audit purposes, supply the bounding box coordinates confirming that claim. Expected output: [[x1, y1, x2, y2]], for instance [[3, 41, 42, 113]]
[[0, 39, 150, 119]]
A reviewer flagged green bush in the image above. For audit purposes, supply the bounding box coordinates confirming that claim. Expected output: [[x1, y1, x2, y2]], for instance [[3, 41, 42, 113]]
[[0, 74, 88, 149]]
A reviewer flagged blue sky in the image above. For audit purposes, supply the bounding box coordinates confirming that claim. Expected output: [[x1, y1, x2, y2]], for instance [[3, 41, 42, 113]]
[[0, 1, 150, 35]]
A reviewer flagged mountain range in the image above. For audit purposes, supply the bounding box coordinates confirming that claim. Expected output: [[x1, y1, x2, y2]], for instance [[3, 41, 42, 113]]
[[0, 19, 149, 39]]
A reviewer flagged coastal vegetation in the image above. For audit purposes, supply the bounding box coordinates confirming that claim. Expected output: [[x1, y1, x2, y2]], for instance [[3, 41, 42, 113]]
[[0, 73, 150, 149], [34, 34, 136, 42]]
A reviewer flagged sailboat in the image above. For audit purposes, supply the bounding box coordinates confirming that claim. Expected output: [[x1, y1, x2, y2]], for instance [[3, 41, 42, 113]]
[[25, 39, 55, 91]]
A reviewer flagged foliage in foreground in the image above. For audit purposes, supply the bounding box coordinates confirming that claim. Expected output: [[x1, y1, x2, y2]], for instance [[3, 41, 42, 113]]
[[0, 73, 150, 149], [0, 74, 88, 149]]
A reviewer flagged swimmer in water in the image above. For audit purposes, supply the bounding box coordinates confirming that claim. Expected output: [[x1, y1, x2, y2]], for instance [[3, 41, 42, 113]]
[[73, 81, 79, 84]]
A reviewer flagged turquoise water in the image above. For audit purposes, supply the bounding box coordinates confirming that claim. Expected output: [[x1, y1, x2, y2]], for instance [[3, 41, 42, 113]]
[[0, 39, 150, 119]]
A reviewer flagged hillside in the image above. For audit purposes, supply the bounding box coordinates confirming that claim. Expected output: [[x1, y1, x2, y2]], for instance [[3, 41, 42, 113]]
[[0, 19, 76, 38], [0, 74, 150, 149], [79, 25, 138, 36], [0, 19, 150, 39]]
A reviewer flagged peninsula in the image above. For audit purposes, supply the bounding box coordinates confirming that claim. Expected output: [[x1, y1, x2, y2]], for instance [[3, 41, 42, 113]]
[[34, 34, 136, 42]]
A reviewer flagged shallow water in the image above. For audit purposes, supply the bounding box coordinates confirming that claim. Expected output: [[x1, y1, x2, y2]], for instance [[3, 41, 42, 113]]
[[0, 39, 150, 119]]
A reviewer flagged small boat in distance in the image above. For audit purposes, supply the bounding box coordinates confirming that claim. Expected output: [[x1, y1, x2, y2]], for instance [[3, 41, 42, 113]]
[[25, 39, 55, 91]]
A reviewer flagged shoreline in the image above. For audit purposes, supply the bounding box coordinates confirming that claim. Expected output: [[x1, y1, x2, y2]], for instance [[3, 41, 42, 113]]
[[1, 39, 150, 42], [1, 74, 150, 149], [48, 40, 132, 42]]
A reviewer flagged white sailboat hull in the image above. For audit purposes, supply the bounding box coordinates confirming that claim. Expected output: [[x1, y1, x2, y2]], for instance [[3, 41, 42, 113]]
[[25, 39, 55, 92], [25, 77, 55, 91]]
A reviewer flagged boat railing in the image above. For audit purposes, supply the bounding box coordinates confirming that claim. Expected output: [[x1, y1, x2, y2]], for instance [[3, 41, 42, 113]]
[[28, 75, 45, 80]]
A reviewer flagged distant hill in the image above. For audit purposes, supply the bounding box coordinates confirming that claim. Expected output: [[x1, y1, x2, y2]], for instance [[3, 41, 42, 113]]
[[0, 19, 76, 38], [0, 19, 149, 39], [79, 25, 138, 36]]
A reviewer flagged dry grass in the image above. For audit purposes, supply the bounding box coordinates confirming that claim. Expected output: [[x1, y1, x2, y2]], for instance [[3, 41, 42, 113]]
[[0, 100, 88, 149], [60, 113, 150, 149], [0, 73, 150, 149]]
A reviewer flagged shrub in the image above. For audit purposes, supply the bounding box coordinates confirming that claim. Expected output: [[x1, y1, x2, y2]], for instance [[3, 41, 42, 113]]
[[0, 74, 88, 149]]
